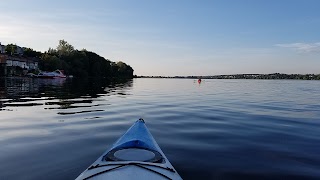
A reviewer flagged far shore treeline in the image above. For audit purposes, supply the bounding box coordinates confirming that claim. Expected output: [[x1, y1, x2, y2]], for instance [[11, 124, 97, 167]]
[[8, 40, 134, 78], [139, 73, 320, 80]]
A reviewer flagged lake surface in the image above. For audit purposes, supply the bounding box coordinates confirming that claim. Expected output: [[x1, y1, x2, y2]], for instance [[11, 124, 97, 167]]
[[0, 77, 320, 180]]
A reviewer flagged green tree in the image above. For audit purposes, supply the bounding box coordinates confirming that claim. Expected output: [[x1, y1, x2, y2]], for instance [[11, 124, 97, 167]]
[[5, 44, 17, 55], [47, 47, 57, 55], [23, 47, 41, 57], [56, 40, 74, 57], [115, 61, 134, 78], [40, 53, 63, 71]]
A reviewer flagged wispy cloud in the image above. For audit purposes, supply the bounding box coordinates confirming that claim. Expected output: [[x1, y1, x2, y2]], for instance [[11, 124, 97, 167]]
[[276, 42, 320, 53]]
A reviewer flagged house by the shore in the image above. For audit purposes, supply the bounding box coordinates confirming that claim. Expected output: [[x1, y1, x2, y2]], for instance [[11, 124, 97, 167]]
[[0, 43, 5, 54], [0, 42, 39, 76]]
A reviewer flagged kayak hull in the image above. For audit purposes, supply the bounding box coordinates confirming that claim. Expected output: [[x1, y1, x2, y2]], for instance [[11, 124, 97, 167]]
[[76, 119, 182, 180]]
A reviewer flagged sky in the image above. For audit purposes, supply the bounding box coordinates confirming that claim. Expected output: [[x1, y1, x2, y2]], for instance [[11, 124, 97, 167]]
[[0, 0, 320, 76]]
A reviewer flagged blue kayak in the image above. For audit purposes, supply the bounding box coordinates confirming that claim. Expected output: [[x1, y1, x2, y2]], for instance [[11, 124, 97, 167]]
[[76, 119, 183, 180]]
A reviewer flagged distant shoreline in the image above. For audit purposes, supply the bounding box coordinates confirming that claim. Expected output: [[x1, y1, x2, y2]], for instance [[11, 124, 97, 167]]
[[136, 73, 320, 80]]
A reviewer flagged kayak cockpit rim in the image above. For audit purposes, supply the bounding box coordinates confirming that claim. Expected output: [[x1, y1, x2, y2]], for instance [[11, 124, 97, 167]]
[[102, 118, 165, 163], [104, 147, 164, 163]]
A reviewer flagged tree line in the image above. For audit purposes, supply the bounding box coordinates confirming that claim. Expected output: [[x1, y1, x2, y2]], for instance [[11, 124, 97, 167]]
[[5, 40, 134, 78], [186, 73, 320, 80], [138, 73, 320, 80]]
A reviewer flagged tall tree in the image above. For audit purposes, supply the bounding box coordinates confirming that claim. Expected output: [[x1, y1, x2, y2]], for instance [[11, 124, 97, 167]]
[[56, 40, 74, 57]]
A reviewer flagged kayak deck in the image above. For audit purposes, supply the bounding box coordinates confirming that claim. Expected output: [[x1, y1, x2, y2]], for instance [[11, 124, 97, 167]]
[[76, 119, 182, 180]]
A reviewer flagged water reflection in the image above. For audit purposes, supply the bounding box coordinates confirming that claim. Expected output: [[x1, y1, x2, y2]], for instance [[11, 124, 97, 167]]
[[1, 79, 320, 180], [0, 77, 133, 110], [0, 77, 40, 100]]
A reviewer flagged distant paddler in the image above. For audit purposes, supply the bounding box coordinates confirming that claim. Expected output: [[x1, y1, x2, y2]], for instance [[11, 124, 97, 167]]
[[198, 78, 202, 84]]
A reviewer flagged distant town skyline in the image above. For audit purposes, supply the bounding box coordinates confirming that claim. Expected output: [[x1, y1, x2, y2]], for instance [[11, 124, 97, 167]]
[[1, 0, 320, 76]]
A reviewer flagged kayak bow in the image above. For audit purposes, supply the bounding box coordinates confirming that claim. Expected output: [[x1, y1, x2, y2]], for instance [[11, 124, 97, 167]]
[[76, 118, 183, 180]]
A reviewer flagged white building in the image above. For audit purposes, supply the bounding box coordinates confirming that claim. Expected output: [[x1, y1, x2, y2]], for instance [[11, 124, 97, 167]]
[[0, 42, 5, 54], [5, 56, 38, 70]]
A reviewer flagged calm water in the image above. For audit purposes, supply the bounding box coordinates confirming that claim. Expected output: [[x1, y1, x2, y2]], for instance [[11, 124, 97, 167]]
[[0, 77, 320, 180]]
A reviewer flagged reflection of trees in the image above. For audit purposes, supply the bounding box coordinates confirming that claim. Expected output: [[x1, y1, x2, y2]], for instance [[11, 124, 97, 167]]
[[0, 78, 6, 99], [0, 77, 40, 99], [59, 77, 133, 99], [0, 78, 5, 109], [0, 77, 133, 109]]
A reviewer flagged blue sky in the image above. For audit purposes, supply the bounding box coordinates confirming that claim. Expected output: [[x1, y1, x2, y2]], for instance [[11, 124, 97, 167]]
[[1, 0, 320, 76]]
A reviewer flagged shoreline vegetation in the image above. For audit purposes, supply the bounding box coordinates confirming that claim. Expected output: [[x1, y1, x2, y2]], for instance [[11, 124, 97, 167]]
[[137, 73, 320, 80], [1, 40, 134, 78]]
